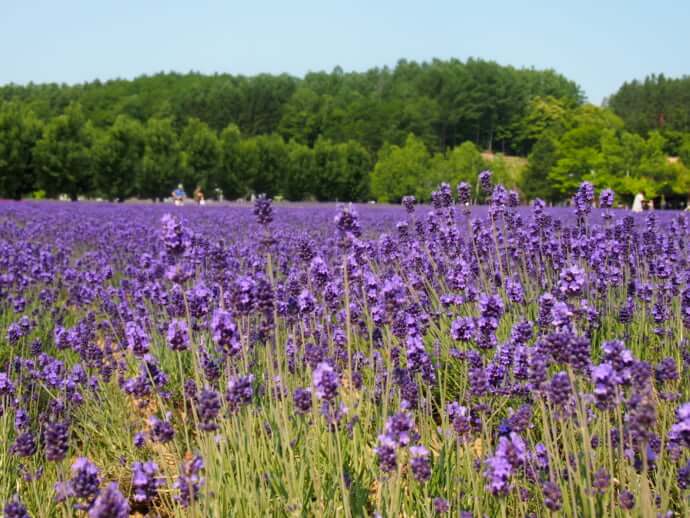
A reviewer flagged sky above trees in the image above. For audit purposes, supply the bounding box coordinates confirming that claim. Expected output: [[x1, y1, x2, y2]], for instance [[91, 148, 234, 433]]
[[2, 0, 689, 104]]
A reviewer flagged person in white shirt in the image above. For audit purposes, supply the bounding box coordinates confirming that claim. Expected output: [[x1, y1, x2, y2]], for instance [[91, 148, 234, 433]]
[[631, 192, 645, 212]]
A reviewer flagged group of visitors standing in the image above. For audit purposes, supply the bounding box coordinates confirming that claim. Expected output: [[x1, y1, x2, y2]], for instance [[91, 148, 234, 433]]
[[171, 184, 205, 206]]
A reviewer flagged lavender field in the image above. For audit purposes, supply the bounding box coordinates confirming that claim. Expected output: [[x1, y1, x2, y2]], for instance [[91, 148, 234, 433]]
[[1, 179, 689, 517]]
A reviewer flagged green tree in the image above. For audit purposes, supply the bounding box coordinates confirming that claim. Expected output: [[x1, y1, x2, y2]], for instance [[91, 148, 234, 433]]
[[235, 135, 288, 197], [515, 96, 573, 154], [679, 134, 690, 168], [278, 86, 323, 146], [311, 138, 370, 201], [340, 140, 371, 201], [521, 135, 560, 202], [284, 140, 316, 200], [428, 141, 489, 198], [217, 123, 244, 200], [34, 103, 94, 200], [179, 117, 221, 192], [547, 125, 603, 199], [371, 134, 431, 203], [92, 115, 145, 201], [0, 102, 43, 199], [138, 117, 182, 200]]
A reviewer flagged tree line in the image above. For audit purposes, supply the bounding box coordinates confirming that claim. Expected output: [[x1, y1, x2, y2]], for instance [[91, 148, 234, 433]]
[[0, 58, 583, 202], [3, 60, 690, 204], [0, 58, 583, 156], [0, 101, 374, 201], [0, 98, 523, 202]]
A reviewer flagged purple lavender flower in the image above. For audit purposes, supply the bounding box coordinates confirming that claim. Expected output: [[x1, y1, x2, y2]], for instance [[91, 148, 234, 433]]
[[655, 357, 678, 384], [600, 188, 614, 209], [88, 483, 130, 518], [174, 455, 204, 508], [592, 467, 610, 494], [479, 294, 504, 320], [447, 402, 471, 439], [537, 292, 556, 330], [6, 323, 23, 345], [484, 454, 512, 496], [297, 289, 316, 314], [253, 194, 273, 225], [226, 374, 254, 411], [506, 278, 525, 304], [558, 265, 585, 297], [10, 432, 37, 458], [457, 182, 471, 212], [196, 388, 221, 431], [402, 195, 416, 214], [591, 363, 617, 410], [496, 432, 528, 469], [374, 434, 397, 473], [124, 321, 149, 357], [551, 301, 574, 330], [14, 409, 28, 432], [293, 388, 312, 414], [211, 309, 241, 356], [0, 373, 16, 397], [625, 389, 657, 446], [166, 319, 189, 351], [668, 402, 690, 451], [334, 204, 362, 240], [384, 412, 417, 446], [547, 371, 572, 412], [132, 460, 164, 503], [69, 457, 100, 500], [451, 317, 475, 342], [478, 170, 493, 193], [133, 432, 146, 448], [619, 490, 635, 510], [573, 181, 595, 219], [313, 362, 339, 401], [148, 415, 175, 443], [43, 421, 69, 462], [678, 459, 690, 490], [433, 497, 450, 514], [409, 445, 431, 482], [160, 213, 191, 256], [3, 496, 30, 518], [542, 481, 562, 511]]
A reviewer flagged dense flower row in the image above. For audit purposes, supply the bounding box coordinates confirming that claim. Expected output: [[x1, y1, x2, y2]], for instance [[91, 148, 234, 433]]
[[0, 177, 689, 516]]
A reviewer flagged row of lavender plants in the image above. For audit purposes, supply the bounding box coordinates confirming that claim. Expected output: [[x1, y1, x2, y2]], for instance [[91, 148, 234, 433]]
[[1, 174, 689, 517]]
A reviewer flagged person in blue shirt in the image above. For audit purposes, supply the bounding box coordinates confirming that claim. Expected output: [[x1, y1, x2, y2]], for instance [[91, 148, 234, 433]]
[[172, 184, 186, 206]]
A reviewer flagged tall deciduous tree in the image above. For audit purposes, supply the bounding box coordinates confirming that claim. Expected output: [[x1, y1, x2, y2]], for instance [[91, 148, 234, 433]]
[[92, 115, 145, 201], [34, 103, 94, 200], [217, 123, 244, 200], [0, 102, 43, 199], [180, 117, 221, 192], [138, 117, 182, 200], [284, 140, 316, 201], [371, 134, 431, 203]]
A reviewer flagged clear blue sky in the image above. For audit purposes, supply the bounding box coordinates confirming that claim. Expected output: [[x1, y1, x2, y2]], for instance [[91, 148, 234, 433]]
[[1, 0, 689, 104]]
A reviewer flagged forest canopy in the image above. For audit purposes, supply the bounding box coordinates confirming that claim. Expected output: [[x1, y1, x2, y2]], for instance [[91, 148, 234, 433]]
[[2, 60, 690, 204]]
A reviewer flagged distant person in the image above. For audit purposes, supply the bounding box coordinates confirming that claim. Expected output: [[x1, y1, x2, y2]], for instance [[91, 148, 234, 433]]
[[631, 192, 645, 212], [172, 184, 186, 206], [194, 185, 206, 205]]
